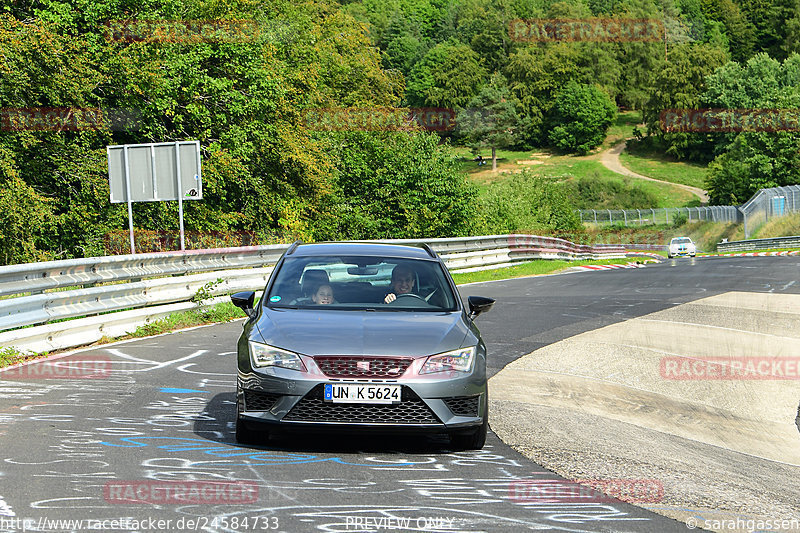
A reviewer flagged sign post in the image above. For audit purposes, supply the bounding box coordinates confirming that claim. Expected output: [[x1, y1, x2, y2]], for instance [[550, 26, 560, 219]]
[[107, 141, 202, 253]]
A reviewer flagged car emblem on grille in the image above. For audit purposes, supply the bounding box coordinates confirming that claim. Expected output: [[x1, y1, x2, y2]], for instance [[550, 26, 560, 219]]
[[356, 361, 370, 371]]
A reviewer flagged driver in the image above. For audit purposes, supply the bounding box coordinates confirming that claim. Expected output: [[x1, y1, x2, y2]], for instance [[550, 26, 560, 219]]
[[383, 265, 415, 303]]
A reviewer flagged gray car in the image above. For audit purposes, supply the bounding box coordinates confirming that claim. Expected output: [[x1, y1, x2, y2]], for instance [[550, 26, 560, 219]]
[[230, 241, 495, 449]]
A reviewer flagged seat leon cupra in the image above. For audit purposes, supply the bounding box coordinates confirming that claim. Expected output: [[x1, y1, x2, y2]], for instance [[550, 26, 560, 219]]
[[230, 241, 495, 449]]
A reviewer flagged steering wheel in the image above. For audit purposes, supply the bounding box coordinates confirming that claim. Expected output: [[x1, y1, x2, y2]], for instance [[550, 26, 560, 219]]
[[389, 293, 427, 304]]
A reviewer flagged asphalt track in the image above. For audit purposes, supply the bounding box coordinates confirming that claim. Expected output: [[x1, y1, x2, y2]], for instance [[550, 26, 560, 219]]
[[0, 255, 797, 533]]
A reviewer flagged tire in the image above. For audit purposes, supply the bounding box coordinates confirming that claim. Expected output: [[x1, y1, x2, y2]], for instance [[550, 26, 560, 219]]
[[235, 417, 261, 444], [450, 417, 488, 450], [235, 400, 265, 445]]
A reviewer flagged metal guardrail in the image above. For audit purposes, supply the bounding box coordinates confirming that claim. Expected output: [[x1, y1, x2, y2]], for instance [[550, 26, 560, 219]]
[[717, 235, 800, 253], [0, 235, 636, 354], [0, 245, 289, 298]]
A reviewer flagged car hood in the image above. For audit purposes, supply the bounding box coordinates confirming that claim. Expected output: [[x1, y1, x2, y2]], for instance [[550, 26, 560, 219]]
[[254, 309, 473, 357]]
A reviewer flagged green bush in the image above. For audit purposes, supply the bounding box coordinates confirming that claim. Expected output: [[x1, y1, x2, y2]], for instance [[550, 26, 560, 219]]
[[315, 132, 479, 240], [565, 176, 660, 210], [547, 81, 617, 155], [672, 212, 688, 228], [477, 170, 581, 234]]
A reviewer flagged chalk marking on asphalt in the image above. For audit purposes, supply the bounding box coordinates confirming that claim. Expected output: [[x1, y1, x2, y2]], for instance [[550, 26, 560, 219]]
[[105, 349, 208, 371]]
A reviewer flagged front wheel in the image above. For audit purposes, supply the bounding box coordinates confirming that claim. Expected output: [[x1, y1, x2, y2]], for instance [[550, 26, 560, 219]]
[[235, 417, 260, 444], [450, 417, 488, 450], [235, 400, 265, 445]]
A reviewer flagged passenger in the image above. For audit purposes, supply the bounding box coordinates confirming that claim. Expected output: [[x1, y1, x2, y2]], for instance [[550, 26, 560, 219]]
[[312, 284, 335, 305], [384, 265, 415, 303]]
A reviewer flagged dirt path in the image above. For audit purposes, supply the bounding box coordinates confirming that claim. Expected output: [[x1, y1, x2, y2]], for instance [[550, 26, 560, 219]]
[[601, 141, 709, 203]]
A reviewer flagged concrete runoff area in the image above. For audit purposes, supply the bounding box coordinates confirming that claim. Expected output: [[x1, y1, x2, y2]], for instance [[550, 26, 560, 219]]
[[489, 291, 800, 530]]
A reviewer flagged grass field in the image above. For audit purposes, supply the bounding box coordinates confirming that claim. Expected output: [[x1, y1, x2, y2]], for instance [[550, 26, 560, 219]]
[[451, 108, 700, 208], [460, 150, 699, 208], [450, 257, 646, 284], [602, 111, 643, 148], [619, 150, 708, 189]]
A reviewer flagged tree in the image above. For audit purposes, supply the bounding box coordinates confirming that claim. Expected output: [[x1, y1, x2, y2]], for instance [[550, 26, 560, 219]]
[[640, 42, 729, 160], [315, 132, 478, 240], [0, 1, 414, 262], [547, 81, 617, 154], [406, 40, 487, 108], [504, 42, 620, 147], [383, 33, 425, 74], [703, 53, 800, 203], [611, 0, 665, 109], [455, 74, 525, 170], [0, 165, 52, 264], [701, 0, 756, 62], [705, 132, 800, 204]]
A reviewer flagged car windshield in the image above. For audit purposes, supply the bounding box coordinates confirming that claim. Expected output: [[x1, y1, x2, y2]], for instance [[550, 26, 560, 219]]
[[672, 238, 692, 244], [266, 255, 458, 311]]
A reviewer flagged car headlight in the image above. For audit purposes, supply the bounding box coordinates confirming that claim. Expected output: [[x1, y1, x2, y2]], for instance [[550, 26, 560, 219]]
[[248, 341, 306, 371], [420, 347, 476, 374]]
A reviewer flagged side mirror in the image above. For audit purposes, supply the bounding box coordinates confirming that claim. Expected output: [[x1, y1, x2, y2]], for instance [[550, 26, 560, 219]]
[[468, 295, 495, 319], [231, 291, 256, 318]]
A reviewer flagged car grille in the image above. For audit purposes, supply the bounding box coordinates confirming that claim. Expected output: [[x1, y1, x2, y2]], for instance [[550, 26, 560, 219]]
[[443, 395, 480, 417], [243, 390, 281, 411], [314, 356, 414, 378], [283, 385, 440, 424]]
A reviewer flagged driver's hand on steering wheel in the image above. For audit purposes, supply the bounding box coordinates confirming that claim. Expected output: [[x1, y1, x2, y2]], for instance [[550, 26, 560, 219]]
[[384, 293, 397, 303]]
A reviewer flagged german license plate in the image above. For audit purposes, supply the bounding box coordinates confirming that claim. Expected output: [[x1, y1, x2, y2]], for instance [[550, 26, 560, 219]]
[[324, 383, 401, 404]]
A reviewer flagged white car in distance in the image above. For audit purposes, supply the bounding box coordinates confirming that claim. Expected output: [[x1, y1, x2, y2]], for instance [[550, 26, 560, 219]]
[[668, 237, 696, 258]]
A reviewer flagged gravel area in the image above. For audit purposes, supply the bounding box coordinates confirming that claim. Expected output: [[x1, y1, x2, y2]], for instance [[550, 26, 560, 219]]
[[489, 291, 800, 532]]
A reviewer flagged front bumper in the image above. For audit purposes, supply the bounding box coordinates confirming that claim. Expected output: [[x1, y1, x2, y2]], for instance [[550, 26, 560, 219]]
[[237, 369, 487, 433]]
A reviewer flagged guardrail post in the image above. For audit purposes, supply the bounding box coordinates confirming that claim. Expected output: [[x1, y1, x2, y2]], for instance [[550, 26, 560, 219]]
[[593, 210, 597, 224], [623, 210, 627, 226]]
